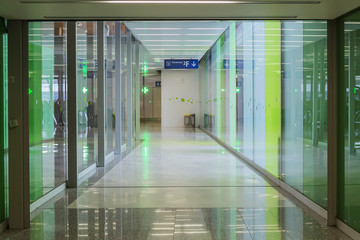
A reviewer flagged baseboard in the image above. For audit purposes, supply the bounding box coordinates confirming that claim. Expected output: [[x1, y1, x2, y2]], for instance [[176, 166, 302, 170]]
[[105, 151, 115, 165], [0, 220, 8, 234], [336, 219, 360, 240], [121, 144, 127, 153], [199, 127, 328, 219], [78, 163, 97, 180], [30, 182, 66, 212]]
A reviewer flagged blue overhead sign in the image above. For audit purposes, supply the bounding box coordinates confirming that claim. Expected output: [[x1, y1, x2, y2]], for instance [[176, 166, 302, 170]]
[[223, 59, 244, 70], [164, 59, 198, 69]]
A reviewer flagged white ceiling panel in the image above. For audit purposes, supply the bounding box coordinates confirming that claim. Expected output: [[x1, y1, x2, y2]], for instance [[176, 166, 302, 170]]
[[126, 21, 231, 69], [0, 0, 359, 20]]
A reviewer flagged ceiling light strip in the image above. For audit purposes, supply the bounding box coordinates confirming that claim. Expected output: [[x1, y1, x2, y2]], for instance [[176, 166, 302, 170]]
[[22, 0, 321, 4], [44, 16, 298, 19]]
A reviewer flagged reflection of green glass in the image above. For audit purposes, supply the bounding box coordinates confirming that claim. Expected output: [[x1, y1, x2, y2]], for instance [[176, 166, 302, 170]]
[[142, 145, 149, 180], [29, 22, 45, 203], [338, 10, 360, 232], [302, 21, 328, 209], [82, 61, 87, 77], [143, 63, 148, 76], [0, 19, 8, 221], [265, 20, 281, 178]]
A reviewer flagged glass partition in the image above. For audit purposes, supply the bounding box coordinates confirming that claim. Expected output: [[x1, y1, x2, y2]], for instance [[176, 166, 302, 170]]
[[281, 21, 328, 209], [104, 22, 115, 156], [121, 23, 127, 145], [199, 20, 328, 209], [76, 22, 98, 173], [28, 22, 68, 203], [339, 10, 360, 232]]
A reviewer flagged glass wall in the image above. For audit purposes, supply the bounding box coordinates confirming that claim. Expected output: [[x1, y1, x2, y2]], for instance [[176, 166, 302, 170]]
[[76, 22, 98, 173], [199, 20, 328, 209], [281, 21, 328, 209], [0, 19, 8, 222], [104, 22, 115, 156], [339, 10, 360, 232], [121, 23, 127, 145], [28, 22, 68, 203]]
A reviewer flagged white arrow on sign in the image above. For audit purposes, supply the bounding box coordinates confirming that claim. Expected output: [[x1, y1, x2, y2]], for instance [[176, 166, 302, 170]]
[[192, 61, 197, 67]]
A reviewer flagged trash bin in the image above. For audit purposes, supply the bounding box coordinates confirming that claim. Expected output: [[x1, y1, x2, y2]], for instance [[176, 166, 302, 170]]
[[184, 114, 190, 126], [184, 114, 196, 128]]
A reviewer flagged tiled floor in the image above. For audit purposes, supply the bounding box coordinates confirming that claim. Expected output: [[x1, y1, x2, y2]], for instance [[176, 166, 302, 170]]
[[0, 123, 353, 239]]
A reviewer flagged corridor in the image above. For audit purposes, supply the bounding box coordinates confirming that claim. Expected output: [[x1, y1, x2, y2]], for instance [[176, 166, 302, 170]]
[[0, 123, 351, 239]]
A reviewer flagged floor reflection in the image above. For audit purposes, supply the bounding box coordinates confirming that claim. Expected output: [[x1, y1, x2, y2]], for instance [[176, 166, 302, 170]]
[[0, 123, 353, 239], [0, 207, 351, 240]]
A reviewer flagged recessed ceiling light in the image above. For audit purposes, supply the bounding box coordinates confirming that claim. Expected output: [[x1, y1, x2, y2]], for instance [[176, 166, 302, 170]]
[[148, 49, 207, 50], [146, 45, 210, 46], [22, 0, 321, 4], [133, 28, 183, 30], [137, 33, 181, 35], [185, 34, 218, 36], [187, 28, 226, 30]]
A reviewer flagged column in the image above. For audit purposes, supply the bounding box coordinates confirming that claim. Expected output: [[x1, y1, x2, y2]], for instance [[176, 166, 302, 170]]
[[8, 20, 30, 229], [115, 22, 122, 154], [97, 21, 105, 167]]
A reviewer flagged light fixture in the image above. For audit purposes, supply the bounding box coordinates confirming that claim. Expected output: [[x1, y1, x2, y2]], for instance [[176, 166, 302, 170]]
[[22, 0, 321, 4], [137, 33, 181, 36]]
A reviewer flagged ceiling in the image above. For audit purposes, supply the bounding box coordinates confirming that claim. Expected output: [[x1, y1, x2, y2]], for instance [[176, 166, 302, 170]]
[[125, 21, 231, 69], [0, 0, 359, 20]]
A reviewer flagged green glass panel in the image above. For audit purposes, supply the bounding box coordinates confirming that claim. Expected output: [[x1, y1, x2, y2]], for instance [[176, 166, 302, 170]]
[[199, 20, 329, 218], [29, 22, 44, 202], [0, 19, 8, 222], [338, 9, 360, 232], [265, 21, 281, 178], [29, 22, 67, 203], [302, 21, 328, 209]]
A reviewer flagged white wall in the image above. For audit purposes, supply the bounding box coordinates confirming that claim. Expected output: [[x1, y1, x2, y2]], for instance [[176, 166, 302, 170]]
[[161, 69, 200, 128]]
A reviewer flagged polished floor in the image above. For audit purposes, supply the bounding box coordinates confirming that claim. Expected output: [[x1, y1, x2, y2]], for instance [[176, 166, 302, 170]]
[[0, 123, 353, 239]]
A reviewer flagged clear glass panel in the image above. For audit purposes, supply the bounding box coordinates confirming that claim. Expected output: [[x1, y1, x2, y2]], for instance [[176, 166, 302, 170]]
[[281, 21, 328, 209], [76, 22, 98, 173], [104, 22, 115, 156], [29, 22, 67, 203], [339, 10, 360, 231], [132, 36, 136, 140], [121, 24, 127, 144]]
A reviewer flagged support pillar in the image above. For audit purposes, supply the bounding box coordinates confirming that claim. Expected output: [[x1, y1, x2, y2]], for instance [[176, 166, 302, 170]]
[[327, 20, 338, 226], [97, 21, 105, 167], [8, 20, 30, 229], [115, 22, 122, 155], [67, 21, 78, 188], [126, 31, 133, 147], [135, 40, 140, 140]]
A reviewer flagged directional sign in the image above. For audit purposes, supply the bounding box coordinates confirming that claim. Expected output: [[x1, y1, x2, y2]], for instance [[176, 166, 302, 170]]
[[164, 59, 198, 69], [223, 59, 244, 70]]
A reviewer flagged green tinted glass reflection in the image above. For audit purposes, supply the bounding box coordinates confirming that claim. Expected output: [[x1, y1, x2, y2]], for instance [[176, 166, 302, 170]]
[[338, 10, 360, 232]]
